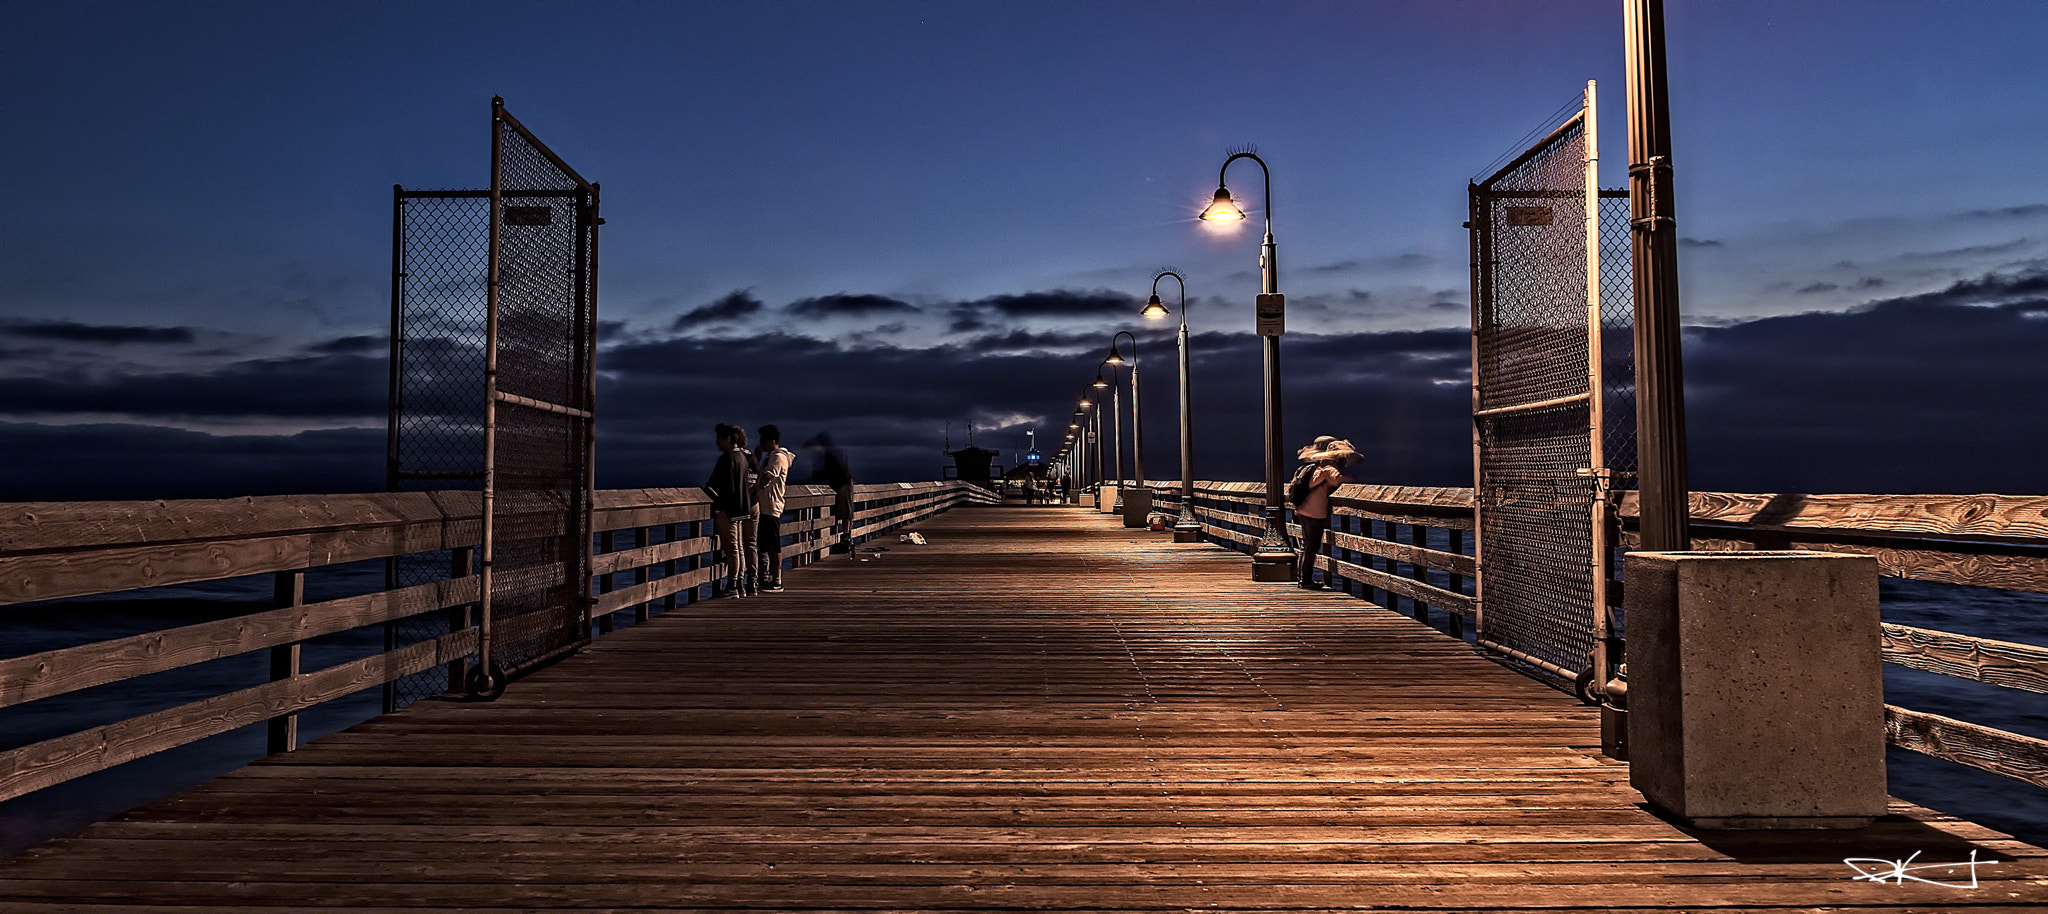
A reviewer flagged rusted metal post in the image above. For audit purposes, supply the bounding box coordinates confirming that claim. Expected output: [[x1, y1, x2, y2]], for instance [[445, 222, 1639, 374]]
[[1625, 0, 1690, 554]]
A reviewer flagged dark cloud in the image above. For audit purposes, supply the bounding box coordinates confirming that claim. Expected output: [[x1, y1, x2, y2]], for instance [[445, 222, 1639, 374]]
[[1680, 238, 1725, 249], [5, 269, 2046, 502], [0, 422, 382, 501], [0, 319, 195, 345], [1958, 203, 2048, 221], [304, 334, 386, 355], [960, 290, 1139, 320], [672, 290, 764, 328], [1682, 274, 2048, 494], [786, 293, 918, 317], [943, 328, 1101, 354], [0, 352, 384, 420], [1886, 268, 2048, 308]]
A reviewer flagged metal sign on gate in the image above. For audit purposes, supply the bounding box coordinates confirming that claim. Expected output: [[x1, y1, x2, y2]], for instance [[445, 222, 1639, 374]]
[[388, 98, 598, 702], [1469, 81, 1635, 697]]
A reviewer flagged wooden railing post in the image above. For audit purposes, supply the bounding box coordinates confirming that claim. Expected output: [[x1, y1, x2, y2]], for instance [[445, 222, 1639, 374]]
[[595, 530, 616, 635], [267, 569, 305, 755], [1447, 528, 1467, 640], [661, 522, 679, 614], [1408, 524, 1430, 623], [448, 545, 476, 694], [633, 525, 652, 623]]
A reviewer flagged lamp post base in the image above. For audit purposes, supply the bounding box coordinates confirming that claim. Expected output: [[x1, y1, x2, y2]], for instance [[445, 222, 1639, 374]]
[[1250, 507, 1296, 582], [1173, 523, 1204, 543], [1251, 552, 1298, 582]]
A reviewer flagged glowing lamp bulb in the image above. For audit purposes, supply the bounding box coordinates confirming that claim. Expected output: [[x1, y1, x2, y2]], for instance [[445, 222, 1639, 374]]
[[1141, 295, 1169, 318], [1199, 186, 1245, 222]]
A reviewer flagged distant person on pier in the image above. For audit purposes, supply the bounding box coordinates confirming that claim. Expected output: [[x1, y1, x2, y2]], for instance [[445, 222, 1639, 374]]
[[705, 423, 757, 598], [806, 432, 855, 557], [1289, 436, 1361, 590], [736, 426, 761, 596], [754, 424, 794, 593]]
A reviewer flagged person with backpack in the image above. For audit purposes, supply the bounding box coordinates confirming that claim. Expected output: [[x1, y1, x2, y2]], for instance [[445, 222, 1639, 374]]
[[705, 422, 756, 598], [754, 425, 794, 593], [1290, 436, 1361, 590]]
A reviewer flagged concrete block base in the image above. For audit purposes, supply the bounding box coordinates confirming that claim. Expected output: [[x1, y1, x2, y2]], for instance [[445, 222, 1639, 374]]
[[1122, 489, 1153, 528], [1626, 551, 1885, 829], [1173, 526, 1204, 543]]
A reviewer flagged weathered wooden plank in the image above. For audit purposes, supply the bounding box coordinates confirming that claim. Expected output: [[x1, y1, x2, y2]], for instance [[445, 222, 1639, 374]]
[[1326, 555, 1477, 617], [591, 565, 715, 616], [1323, 525, 1476, 576], [1884, 623, 2048, 696], [1615, 489, 2048, 542], [588, 533, 713, 576], [0, 628, 476, 803], [1887, 704, 2048, 789], [0, 576, 477, 710]]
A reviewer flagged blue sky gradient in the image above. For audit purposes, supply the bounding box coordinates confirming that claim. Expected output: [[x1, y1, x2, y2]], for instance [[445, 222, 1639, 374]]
[[4, 0, 2046, 498]]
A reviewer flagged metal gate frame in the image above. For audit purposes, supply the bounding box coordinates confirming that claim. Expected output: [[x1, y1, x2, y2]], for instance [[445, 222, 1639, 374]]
[[1469, 81, 1633, 697], [471, 96, 600, 699], [387, 98, 599, 703]]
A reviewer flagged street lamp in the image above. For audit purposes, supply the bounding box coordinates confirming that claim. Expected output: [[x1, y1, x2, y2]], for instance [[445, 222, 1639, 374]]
[[1144, 270, 1201, 542], [1106, 331, 1147, 527], [1093, 359, 1122, 512], [1204, 149, 1293, 581]]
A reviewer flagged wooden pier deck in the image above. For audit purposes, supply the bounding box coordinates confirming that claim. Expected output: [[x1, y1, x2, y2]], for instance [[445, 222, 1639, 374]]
[[2, 504, 2045, 911]]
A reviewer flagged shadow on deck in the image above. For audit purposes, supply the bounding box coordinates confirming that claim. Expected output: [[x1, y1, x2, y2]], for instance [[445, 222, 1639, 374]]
[[2, 504, 2044, 911]]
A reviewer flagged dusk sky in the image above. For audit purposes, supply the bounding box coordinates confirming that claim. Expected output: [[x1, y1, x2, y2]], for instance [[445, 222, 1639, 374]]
[[4, 0, 2046, 500]]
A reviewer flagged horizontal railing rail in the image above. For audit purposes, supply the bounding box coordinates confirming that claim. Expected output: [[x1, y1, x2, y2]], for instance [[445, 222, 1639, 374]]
[[0, 481, 997, 804], [1149, 481, 1477, 637]]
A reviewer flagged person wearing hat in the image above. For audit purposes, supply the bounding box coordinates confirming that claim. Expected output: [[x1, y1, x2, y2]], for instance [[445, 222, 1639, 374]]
[[1292, 436, 1360, 589]]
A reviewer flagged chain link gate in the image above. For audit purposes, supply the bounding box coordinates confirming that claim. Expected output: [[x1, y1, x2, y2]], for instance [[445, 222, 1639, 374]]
[[1469, 82, 1635, 697], [388, 97, 598, 704]]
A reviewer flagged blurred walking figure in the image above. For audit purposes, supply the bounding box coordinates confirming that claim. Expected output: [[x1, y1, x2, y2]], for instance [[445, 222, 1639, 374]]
[[705, 423, 756, 598], [755, 424, 794, 592], [1289, 436, 1361, 590], [806, 432, 855, 558]]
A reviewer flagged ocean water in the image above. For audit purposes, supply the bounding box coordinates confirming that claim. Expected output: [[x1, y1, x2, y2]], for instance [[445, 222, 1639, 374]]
[[4, 561, 2046, 857]]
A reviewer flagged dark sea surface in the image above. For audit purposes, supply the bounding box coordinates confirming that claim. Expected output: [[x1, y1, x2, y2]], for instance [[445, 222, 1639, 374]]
[[4, 565, 2047, 858]]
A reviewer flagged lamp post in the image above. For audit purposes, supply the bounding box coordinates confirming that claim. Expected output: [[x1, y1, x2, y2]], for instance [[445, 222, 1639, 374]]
[[1105, 331, 1147, 527], [1093, 367, 1120, 512], [1143, 271, 1200, 542], [1201, 150, 1294, 581]]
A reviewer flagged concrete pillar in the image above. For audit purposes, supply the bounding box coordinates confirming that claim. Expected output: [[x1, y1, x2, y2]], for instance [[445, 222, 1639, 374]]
[[1122, 488, 1153, 528], [1625, 551, 1885, 829]]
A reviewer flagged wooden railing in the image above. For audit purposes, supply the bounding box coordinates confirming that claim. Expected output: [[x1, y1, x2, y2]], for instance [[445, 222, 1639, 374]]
[[1150, 481, 1478, 637], [1145, 481, 2048, 789], [0, 481, 997, 804]]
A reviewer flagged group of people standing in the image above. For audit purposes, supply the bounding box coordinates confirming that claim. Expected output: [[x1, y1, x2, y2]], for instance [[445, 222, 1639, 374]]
[[705, 424, 857, 598], [705, 423, 796, 597]]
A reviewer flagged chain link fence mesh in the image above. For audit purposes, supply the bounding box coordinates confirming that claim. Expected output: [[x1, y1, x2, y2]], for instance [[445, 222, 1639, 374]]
[[485, 104, 597, 682], [386, 190, 489, 709], [384, 100, 597, 706], [1471, 108, 1635, 680]]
